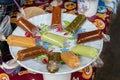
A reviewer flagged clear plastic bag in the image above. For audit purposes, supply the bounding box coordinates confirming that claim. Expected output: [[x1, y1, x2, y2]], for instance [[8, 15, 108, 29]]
[[92, 56, 104, 68], [102, 33, 110, 42], [0, 15, 12, 37]]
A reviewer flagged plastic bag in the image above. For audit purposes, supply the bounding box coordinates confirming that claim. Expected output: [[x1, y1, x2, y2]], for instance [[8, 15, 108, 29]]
[[92, 56, 104, 68], [77, 0, 98, 17], [0, 15, 12, 37], [103, 33, 110, 42]]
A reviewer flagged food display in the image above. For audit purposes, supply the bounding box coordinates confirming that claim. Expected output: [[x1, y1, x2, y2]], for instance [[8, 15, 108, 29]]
[[9, 13, 103, 74], [51, 6, 62, 29], [16, 17, 39, 37], [61, 51, 80, 69], [65, 14, 86, 34], [47, 52, 61, 73], [7, 35, 36, 48], [71, 45, 98, 58], [77, 30, 103, 44], [41, 32, 66, 48], [17, 46, 48, 61]]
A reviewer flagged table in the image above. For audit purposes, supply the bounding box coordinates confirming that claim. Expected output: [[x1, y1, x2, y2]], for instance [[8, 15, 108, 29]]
[[0, 0, 119, 80]]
